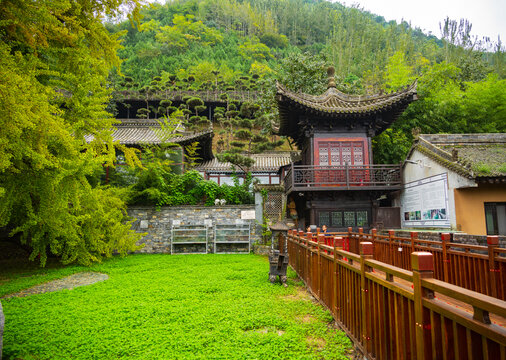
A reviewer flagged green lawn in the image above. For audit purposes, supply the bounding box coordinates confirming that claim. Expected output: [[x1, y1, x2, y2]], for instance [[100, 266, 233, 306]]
[[1, 254, 351, 359]]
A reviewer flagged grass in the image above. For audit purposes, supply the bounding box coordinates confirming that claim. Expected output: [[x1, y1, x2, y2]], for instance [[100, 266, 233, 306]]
[[1, 254, 351, 359]]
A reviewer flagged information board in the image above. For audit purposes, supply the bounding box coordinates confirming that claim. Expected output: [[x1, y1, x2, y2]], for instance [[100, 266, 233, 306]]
[[241, 210, 256, 220], [401, 173, 450, 228]]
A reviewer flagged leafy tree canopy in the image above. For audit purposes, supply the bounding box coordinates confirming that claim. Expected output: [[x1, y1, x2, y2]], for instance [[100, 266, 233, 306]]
[[0, 0, 144, 266]]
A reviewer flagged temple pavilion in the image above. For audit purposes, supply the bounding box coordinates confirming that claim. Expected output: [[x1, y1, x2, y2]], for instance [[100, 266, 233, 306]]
[[276, 67, 417, 231]]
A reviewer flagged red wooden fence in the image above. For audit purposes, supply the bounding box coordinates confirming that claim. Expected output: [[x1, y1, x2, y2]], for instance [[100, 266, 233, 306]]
[[312, 227, 506, 300], [287, 230, 506, 360]]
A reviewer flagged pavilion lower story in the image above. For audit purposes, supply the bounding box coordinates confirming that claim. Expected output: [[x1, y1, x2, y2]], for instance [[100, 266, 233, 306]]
[[290, 191, 400, 232]]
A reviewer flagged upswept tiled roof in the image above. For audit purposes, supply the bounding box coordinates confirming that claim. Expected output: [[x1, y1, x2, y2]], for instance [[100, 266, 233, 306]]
[[276, 81, 417, 115], [275, 80, 417, 139], [195, 152, 295, 173], [406, 134, 506, 181], [84, 119, 212, 146]]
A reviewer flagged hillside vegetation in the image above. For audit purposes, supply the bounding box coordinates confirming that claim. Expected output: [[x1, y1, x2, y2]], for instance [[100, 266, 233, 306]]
[[107, 0, 506, 163]]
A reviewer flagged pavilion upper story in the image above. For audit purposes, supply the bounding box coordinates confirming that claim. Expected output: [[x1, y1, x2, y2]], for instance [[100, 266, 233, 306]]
[[275, 67, 418, 195]]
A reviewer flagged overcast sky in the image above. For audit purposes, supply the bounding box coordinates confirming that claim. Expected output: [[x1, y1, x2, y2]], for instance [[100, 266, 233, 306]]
[[343, 0, 505, 43]]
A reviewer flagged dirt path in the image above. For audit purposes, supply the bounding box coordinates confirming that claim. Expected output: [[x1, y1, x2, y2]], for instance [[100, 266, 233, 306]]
[[2, 272, 108, 299]]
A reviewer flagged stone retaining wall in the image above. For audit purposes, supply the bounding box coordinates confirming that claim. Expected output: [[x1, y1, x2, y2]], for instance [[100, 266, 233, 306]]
[[128, 206, 260, 254], [381, 230, 506, 248]]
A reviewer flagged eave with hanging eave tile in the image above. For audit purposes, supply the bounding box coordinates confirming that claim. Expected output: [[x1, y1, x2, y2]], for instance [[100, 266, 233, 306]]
[[275, 80, 417, 140]]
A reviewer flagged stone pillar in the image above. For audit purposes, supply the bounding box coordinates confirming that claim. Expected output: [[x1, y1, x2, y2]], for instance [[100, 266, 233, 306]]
[[254, 192, 263, 224]]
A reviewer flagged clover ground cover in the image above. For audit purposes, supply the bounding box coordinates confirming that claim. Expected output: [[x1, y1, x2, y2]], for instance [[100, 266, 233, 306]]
[[1, 254, 351, 359]]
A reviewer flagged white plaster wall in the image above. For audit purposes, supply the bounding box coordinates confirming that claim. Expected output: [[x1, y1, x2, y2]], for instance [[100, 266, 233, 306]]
[[402, 150, 476, 229]]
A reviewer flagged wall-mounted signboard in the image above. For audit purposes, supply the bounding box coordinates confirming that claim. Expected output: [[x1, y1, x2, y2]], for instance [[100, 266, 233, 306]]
[[401, 173, 450, 228]]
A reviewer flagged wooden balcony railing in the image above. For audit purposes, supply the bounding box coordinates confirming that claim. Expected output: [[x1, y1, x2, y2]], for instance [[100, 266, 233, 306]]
[[284, 163, 402, 193]]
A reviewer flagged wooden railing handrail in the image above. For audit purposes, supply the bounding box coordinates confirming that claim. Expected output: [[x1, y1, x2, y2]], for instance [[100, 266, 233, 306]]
[[365, 259, 414, 281], [422, 278, 506, 318]]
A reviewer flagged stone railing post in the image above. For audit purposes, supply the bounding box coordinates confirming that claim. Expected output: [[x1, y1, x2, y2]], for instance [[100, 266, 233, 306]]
[[360, 242, 373, 355], [412, 252, 434, 360], [487, 236, 499, 298]]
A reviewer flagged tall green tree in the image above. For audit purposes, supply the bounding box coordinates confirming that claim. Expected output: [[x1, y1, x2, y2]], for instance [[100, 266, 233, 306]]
[[0, 0, 144, 265]]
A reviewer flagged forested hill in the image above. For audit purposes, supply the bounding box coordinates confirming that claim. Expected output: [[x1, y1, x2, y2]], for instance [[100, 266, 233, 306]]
[[109, 0, 445, 89], [107, 0, 505, 163]]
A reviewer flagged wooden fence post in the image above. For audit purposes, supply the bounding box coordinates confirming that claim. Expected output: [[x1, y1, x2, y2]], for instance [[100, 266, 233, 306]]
[[410, 231, 417, 254], [358, 227, 363, 254], [317, 234, 324, 299], [334, 236, 342, 320], [388, 230, 395, 265], [487, 235, 499, 298], [347, 227, 353, 252], [412, 252, 434, 360], [441, 233, 450, 283], [306, 231, 312, 283], [371, 228, 377, 258], [360, 242, 373, 355], [298, 231, 305, 273]]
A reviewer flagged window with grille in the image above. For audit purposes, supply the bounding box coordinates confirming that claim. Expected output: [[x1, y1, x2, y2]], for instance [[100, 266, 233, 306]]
[[317, 141, 365, 166], [317, 209, 370, 229], [264, 192, 283, 221]]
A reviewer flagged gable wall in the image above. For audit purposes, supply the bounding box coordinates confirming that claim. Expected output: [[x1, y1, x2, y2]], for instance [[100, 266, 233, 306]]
[[401, 149, 476, 229]]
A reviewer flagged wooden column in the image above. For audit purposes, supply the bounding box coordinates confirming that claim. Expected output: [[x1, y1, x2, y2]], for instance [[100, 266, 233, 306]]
[[412, 252, 434, 360], [487, 235, 499, 298], [441, 233, 450, 282], [360, 242, 373, 355]]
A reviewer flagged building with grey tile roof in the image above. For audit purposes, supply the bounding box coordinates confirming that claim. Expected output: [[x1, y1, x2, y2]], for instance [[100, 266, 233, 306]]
[[400, 133, 506, 236], [85, 119, 214, 160], [195, 152, 296, 173]]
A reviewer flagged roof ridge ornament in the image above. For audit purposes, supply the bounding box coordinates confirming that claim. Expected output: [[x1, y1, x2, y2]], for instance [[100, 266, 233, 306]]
[[327, 66, 336, 89]]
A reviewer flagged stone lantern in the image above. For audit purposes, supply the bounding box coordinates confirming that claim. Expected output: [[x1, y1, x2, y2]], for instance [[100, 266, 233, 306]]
[[268, 221, 290, 286]]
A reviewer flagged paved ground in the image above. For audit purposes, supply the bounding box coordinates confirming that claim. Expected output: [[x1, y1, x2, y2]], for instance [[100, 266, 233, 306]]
[[1, 272, 109, 298]]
